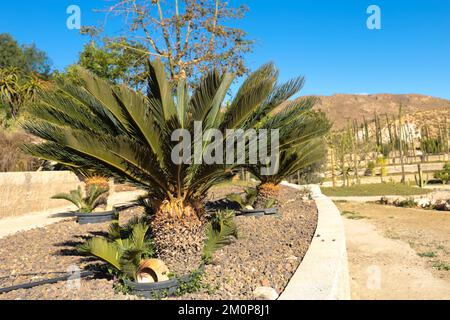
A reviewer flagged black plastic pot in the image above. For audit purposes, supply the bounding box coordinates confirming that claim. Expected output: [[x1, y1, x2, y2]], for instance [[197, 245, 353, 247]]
[[75, 210, 117, 225], [123, 273, 193, 299], [237, 207, 279, 217]]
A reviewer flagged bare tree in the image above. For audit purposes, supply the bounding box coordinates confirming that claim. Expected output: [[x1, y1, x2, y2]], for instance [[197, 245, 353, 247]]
[[95, 0, 253, 83]]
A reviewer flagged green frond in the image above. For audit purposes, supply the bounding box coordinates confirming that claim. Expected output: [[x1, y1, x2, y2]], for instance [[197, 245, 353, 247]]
[[226, 193, 245, 209], [203, 211, 238, 263], [78, 237, 122, 270], [51, 186, 83, 209]]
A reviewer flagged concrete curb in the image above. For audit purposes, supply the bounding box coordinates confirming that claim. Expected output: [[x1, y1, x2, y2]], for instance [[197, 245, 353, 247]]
[[278, 182, 351, 300]]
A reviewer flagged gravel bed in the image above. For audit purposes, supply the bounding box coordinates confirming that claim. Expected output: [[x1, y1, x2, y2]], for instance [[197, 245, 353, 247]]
[[0, 186, 317, 300], [0, 208, 143, 300], [174, 186, 318, 300]]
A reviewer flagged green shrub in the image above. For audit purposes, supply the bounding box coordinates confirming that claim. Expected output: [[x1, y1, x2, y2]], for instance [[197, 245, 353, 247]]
[[79, 217, 155, 281], [226, 188, 257, 209], [394, 198, 416, 208], [364, 161, 376, 177], [435, 163, 450, 184], [51, 185, 109, 213]]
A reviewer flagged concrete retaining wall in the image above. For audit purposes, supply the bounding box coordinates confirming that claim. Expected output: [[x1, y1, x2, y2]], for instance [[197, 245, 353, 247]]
[[0, 171, 82, 219], [279, 182, 351, 300]]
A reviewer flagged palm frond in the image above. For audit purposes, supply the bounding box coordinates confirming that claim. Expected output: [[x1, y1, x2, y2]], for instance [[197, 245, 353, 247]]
[[78, 237, 122, 270], [203, 211, 238, 263], [51, 186, 83, 209]]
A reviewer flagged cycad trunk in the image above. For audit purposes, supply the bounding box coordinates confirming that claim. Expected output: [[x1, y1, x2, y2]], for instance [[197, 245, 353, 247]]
[[254, 183, 281, 209], [85, 176, 110, 209], [150, 199, 206, 274]]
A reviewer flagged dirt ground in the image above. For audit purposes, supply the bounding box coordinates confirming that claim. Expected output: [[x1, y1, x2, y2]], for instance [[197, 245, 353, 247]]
[[336, 202, 450, 300]]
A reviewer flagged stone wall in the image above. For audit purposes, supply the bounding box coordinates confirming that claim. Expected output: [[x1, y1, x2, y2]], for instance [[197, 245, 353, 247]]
[[0, 171, 82, 219]]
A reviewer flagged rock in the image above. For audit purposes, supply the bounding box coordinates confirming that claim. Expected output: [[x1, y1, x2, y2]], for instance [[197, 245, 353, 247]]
[[286, 255, 298, 261], [253, 287, 279, 300], [379, 196, 390, 205], [434, 200, 450, 211], [415, 198, 431, 208], [261, 278, 270, 287]]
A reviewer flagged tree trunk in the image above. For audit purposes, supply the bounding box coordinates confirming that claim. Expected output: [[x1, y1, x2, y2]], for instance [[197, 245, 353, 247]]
[[254, 183, 280, 209], [150, 199, 206, 274]]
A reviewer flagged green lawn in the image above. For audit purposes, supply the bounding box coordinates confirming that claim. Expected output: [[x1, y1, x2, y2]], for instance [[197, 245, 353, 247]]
[[321, 183, 432, 197]]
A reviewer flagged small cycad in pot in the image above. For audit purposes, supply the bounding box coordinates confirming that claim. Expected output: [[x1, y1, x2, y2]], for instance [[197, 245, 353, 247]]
[[84, 174, 110, 208], [52, 185, 109, 213], [226, 187, 257, 210], [78, 218, 164, 283]]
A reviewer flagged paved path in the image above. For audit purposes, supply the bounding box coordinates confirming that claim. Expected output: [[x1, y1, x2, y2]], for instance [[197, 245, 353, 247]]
[[0, 191, 145, 239], [344, 217, 450, 300]]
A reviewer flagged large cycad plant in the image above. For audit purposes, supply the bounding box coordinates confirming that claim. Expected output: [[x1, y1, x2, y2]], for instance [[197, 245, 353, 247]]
[[247, 100, 331, 208], [22, 60, 304, 268]]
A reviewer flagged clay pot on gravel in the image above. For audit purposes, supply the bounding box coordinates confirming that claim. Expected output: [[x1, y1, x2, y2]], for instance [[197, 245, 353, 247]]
[[124, 274, 192, 299], [136, 259, 170, 283], [125, 262, 204, 299]]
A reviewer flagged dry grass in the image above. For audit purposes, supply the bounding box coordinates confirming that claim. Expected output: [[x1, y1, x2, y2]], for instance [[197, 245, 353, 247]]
[[0, 130, 41, 172], [322, 183, 431, 197]]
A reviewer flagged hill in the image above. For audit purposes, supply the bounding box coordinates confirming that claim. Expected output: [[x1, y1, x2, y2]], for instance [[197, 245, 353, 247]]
[[306, 94, 450, 130]]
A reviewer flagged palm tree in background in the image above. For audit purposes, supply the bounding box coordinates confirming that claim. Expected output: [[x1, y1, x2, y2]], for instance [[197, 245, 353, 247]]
[[22, 60, 306, 268]]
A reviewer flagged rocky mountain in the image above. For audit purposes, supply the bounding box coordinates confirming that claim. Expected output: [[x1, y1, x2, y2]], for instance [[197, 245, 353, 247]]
[[305, 94, 450, 130]]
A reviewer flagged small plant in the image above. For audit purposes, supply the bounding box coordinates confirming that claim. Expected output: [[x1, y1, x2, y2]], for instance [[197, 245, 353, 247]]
[[394, 198, 417, 208], [341, 211, 365, 220], [432, 262, 450, 271], [299, 186, 313, 199], [376, 156, 388, 183], [415, 164, 428, 188], [84, 174, 110, 207], [226, 188, 257, 209], [435, 162, 450, 185], [264, 198, 277, 209], [365, 161, 376, 177], [203, 210, 238, 263], [78, 217, 155, 281], [51, 185, 109, 213], [418, 251, 437, 258]]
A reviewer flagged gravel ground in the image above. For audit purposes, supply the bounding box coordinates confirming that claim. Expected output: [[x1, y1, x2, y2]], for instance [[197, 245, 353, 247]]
[[0, 208, 143, 300], [0, 185, 317, 300], [175, 186, 318, 300]]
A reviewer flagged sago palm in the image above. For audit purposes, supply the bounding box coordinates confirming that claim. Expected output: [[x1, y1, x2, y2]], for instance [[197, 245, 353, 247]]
[[51, 185, 109, 213], [79, 218, 155, 280], [23, 59, 304, 270], [247, 100, 331, 208]]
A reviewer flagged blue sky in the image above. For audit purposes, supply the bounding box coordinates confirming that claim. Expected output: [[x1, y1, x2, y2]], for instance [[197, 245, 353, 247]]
[[0, 0, 449, 98]]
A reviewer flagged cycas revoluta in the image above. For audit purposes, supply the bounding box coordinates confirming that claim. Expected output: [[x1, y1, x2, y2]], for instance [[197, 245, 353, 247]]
[[247, 99, 331, 209], [23, 59, 306, 271]]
